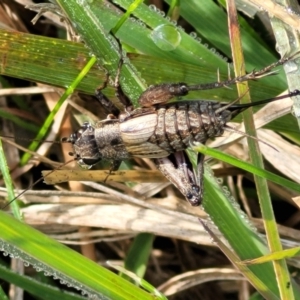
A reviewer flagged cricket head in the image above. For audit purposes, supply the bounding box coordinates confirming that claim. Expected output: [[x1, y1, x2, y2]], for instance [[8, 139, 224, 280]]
[[68, 122, 102, 169]]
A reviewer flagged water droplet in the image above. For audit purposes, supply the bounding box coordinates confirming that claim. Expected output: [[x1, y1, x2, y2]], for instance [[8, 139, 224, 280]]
[[159, 10, 165, 17], [148, 4, 157, 12], [190, 32, 197, 38], [151, 24, 181, 51], [177, 25, 185, 32], [229, 196, 235, 203], [217, 178, 223, 184]]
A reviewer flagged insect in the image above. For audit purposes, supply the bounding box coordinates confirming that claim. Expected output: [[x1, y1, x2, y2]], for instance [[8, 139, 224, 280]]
[[1, 53, 298, 209], [66, 54, 300, 206]]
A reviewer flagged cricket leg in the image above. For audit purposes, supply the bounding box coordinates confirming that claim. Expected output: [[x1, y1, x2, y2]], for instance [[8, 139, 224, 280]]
[[155, 151, 205, 206], [137, 52, 300, 108], [103, 160, 122, 183], [95, 32, 132, 113], [187, 52, 300, 92], [194, 152, 205, 203], [95, 88, 120, 117], [94, 65, 122, 116], [109, 32, 132, 109]]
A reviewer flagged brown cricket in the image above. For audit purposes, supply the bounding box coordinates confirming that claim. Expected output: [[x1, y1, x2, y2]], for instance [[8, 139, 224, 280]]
[[67, 54, 299, 206]]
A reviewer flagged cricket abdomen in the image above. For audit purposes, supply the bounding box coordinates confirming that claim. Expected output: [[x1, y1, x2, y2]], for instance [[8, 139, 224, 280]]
[[120, 100, 230, 156], [150, 101, 228, 153]]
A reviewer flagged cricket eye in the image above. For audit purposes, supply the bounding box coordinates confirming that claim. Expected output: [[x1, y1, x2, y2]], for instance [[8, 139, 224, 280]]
[[68, 130, 85, 145], [74, 123, 92, 139], [76, 128, 84, 138], [81, 156, 102, 167]]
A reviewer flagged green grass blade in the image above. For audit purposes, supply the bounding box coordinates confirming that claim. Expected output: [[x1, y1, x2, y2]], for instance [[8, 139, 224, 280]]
[[111, 0, 144, 34], [0, 211, 156, 300], [194, 144, 300, 193], [227, 1, 292, 298], [108, 262, 167, 300], [0, 138, 22, 219], [20, 56, 97, 165], [0, 262, 85, 300], [202, 166, 300, 298], [56, 0, 146, 106], [242, 247, 300, 265], [124, 233, 154, 279]]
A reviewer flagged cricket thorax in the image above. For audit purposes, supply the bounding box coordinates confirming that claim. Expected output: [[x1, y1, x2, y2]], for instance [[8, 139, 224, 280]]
[[70, 120, 130, 168]]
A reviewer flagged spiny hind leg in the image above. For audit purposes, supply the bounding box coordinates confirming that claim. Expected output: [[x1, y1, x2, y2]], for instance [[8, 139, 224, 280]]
[[137, 53, 300, 108], [187, 52, 300, 92], [155, 152, 205, 206]]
